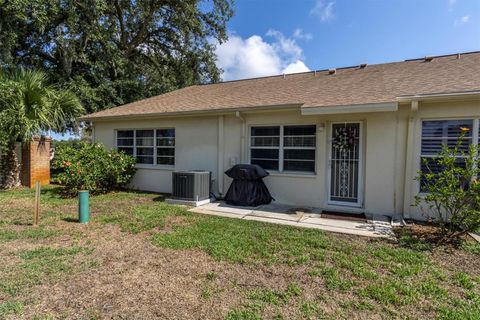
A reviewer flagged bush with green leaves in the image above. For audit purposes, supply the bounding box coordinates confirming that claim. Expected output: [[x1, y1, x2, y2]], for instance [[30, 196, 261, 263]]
[[52, 142, 136, 195], [415, 133, 480, 239]]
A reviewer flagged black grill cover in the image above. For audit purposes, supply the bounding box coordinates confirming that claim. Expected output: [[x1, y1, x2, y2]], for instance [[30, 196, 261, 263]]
[[224, 164, 273, 207]]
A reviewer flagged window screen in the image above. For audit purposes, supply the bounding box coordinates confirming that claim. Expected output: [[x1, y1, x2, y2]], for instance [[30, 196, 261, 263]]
[[116, 129, 175, 165], [250, 126, 280, 170], [283, 125, 316, 172], [250, 125, 316, 172], [420, 119, 474, 191]]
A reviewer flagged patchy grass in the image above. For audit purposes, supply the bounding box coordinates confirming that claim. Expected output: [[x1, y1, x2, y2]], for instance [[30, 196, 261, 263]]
[[151, 215, 332, 265], [246, 283, 303, 306], [452, 272, 477, 290], [0, 228, 59, 242], [0, 186, 479, 319], [0, 300, 24, 318], [225, 308, 262, 320], [0, 245, 93, 299]]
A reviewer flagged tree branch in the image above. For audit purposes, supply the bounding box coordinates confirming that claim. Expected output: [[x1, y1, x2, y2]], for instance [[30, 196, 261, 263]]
[[114, 0, 127, 48]]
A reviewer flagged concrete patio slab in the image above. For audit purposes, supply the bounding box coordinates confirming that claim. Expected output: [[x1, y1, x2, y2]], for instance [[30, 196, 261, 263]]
[[304, 217, 374, 231], [200, 202, 255, 216], [189, 202, 394, 238], [469, 232, 480, 243], [253, 203, 322, 222], [192, 208, 249, 219]]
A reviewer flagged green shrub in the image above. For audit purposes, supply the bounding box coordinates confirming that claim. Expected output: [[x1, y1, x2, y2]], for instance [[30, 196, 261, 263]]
[[415, 133, 480, 239], [51, 142, 136, 195]]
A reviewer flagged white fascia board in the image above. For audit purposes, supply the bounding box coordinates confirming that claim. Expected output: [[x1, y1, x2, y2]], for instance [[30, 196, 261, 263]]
[[396, 90, 480, 102], [301, 102, 398, 115], [80, 103, 302, 122]]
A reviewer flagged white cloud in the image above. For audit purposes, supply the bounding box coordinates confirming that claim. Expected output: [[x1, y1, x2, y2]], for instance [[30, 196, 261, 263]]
[[310, 0, 335, 22], [454, 15, 471, 26], [293, 28, 313, 41], [448, 0, 457, 7], [282, 60, 310, 74], [215, 30, 310, 81], [266, 29, 303, 59], [460, 15, 471, 23]]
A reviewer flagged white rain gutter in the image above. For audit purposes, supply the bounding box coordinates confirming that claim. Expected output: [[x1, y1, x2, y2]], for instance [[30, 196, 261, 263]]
[[402, 100, 419, 220], [396, 90, 480, 102], [217, 115, 225, 196], [80, 103, 301, 122], [301, 102, 398, 115], [235, 111, 246, 162], [90, 122, 95, 142]]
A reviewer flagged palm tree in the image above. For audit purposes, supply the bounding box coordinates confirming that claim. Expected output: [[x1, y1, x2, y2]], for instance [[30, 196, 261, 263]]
[[0, 68, 84, 189]]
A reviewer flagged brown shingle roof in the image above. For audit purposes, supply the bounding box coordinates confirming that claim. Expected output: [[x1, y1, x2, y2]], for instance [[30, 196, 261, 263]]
[[82, 52, 480, 120]]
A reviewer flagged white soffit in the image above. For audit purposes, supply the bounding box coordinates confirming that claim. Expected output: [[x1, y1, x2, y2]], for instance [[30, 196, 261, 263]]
[[301, 102, 398, 115]]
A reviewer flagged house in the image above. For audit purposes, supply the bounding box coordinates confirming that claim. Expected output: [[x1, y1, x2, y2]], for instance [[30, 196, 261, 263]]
[[80, 51, 480, 221]]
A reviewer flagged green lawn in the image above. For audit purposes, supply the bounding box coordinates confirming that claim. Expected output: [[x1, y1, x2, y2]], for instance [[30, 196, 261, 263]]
[[0, 186, 479, 319]]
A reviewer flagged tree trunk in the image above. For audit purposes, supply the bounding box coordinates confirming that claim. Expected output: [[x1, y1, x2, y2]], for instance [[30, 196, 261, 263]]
[[0, 142, 21, 189]]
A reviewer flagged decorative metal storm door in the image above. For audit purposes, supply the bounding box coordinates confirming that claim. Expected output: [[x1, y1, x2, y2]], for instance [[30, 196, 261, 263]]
[[328, 122, 362, 206]]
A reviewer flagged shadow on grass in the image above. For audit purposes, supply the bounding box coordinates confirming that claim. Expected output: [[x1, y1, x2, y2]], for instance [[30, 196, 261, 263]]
[[40, 185, 74, 199], [61, 217, 79, 223], [10, 220, 35, 226], [152, 195, 166, 202], [41, 185, 168, 200]]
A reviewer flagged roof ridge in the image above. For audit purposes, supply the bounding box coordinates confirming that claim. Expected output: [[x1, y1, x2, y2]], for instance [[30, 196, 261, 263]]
[[404, 50, 480, 62], [200, 50, 480, 86]]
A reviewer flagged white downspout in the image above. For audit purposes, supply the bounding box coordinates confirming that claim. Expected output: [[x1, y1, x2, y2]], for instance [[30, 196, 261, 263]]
[[235, 111, 246, 162], [91, 123, 95, 142], [402, 100, 418, 219], [217, 115, 225, 196]]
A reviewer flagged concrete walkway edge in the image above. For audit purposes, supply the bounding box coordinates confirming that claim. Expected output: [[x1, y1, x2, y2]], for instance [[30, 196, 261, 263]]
[[469, 232, 480, 243], [190, 203, 395, 239]]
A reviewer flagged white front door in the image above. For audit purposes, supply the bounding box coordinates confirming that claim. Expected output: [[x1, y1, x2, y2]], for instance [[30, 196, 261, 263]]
[[328, 122, 363, 207]]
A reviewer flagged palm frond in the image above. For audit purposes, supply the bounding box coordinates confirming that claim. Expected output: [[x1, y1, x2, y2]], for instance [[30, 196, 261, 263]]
[[0, 67, 85, 143]]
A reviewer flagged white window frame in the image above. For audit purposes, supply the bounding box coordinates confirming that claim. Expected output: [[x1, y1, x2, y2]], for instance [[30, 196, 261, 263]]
[[249, 124, 317, 174], [419, 118, 480, 192], [115, 128, 175, 167]]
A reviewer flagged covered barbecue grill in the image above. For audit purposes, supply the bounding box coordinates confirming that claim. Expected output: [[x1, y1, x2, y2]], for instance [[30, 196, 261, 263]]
[[224, 164, 273, 206]]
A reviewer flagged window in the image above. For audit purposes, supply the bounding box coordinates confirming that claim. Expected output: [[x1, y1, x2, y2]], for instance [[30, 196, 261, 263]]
[[156, 129, 175, 165], [250, 126, 280, 170], [420, 119, 478, 191], [116, 130, 134, 156], [283, 125, 316, 172], [135, 130, 154, 164], [250, 125, 316, 173], [116, 129, 175, 166]]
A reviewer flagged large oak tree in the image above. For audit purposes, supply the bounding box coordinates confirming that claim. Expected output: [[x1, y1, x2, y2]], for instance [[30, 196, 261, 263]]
[[0, 0, 233, 114]]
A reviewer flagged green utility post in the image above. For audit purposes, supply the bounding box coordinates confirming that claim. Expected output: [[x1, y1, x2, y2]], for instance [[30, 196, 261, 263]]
[[78, 190, 90, 223]]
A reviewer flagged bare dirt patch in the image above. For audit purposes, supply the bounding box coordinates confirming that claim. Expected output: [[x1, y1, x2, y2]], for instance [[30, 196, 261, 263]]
[[4, 222, 383, 319], [2, 188, 479, 319]]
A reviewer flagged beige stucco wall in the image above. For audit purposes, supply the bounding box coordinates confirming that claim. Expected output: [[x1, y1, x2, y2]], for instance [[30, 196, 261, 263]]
[[93, 108, 405, 217], [404, 99, 480, 221], [94, 116, 220, 193], [91, 97, 479, 220]]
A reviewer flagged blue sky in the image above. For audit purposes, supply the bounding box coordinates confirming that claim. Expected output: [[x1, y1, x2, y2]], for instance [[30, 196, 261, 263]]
[[216, 0, 480, 80]]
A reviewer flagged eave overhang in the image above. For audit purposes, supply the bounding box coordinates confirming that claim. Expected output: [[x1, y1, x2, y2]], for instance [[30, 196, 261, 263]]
[[300, 102, 398, 115]]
